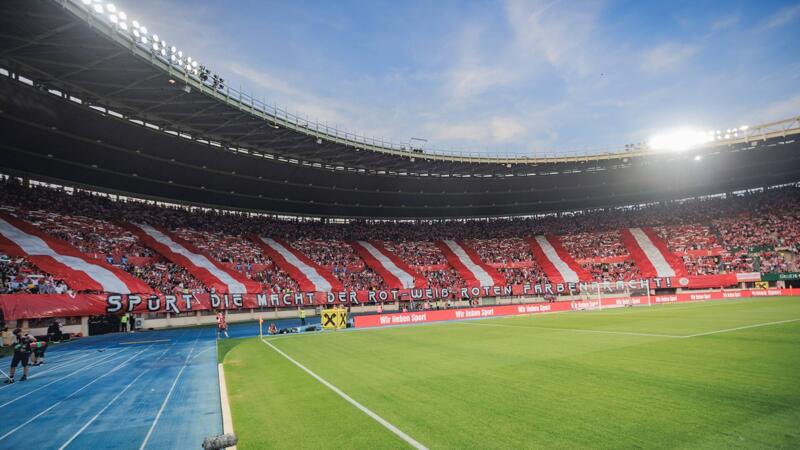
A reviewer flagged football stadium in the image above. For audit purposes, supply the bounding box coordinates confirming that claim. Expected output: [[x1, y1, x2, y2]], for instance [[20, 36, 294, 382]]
[[1, 0, 799, 448]]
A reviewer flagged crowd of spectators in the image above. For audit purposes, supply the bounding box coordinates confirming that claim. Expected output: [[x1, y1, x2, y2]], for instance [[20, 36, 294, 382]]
[[0, 254, 69, 294], [1, 179, 799, 296]]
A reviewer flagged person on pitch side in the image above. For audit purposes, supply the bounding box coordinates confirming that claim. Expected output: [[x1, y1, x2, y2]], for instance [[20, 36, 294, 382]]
[[5, 328, 35, 383], [216, 311, 229, 339], [31, 340, 47, 366], [119, 313, 129, 333]]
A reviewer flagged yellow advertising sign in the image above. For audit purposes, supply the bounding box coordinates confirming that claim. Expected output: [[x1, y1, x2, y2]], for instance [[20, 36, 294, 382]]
[[321, 309, 347, 330]]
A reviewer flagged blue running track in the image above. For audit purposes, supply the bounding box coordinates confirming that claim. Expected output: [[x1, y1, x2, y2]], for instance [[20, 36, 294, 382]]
[[0, 317, 320, 449]]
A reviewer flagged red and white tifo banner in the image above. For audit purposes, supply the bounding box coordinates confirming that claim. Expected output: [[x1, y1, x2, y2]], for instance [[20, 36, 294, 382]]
[[0, 288, 792, 321], [436, 240, 505, 287], [0, 214, 151, 294], [621, 227, 687, 278], [252, 236, 342, 292], [527, 235, 591, 283], [353, 289, 795, 328], [350, 241, 426, 289], [126, 223, 261, 294]]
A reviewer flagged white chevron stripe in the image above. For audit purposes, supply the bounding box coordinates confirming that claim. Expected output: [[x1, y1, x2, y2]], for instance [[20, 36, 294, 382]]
[[534, 235, 579, 283], [136, 223, 247, 293], [443, 240, 494, 287], [629, 228, 675, 277], [260, 237, 333, 292], [0, 218, 130, 293], [357, 241, 415, 289]]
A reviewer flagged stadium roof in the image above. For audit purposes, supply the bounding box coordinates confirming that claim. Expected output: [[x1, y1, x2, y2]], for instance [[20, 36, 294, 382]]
[[0, 0, 799, 218]]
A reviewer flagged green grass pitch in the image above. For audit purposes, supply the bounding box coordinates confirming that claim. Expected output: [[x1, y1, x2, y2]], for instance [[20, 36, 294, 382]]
[[219, 296, 800, 449]]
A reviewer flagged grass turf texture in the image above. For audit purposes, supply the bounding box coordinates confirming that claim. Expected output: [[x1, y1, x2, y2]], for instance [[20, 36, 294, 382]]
[[221, 297, 800, 449]]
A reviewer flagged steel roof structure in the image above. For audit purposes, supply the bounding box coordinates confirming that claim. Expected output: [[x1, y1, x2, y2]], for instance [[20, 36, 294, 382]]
[[0, 0, 799, 218]]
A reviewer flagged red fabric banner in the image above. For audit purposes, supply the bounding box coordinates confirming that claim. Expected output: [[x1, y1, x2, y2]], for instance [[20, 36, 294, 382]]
[[621, 227, 687, 278], [251, 236, 342, 292], [436, 240, 505, 287], [526, 235, 592, 283], [0, 287, 790, 321], [0, 214, 152, 294], [350, 241, 427, 289], [125, 223, 261, 294]]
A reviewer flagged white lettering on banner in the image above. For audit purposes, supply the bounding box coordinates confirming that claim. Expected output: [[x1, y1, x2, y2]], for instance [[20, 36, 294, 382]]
[[0, 218, 131, 293], [260, 237, 332, 292], [357, 241, 415, 289], [443, 240, 495, 287], [629, 228, 676, 277], [135, 223, 247, 293], [534, 235, 580, 283]]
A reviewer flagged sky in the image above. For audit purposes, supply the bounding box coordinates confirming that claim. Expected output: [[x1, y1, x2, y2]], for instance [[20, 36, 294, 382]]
[[114, 0, 800, 156]]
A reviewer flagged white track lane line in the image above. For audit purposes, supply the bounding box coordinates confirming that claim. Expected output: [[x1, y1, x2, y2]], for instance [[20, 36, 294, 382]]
[[0, 346, 118, 391], [0, 348, 128, 408], [138, 332, 202, 450], [189, 345, 214, 362], [460, 321, 682, 338], [0, 345, 153, 442], [58, 343, 175, 450], [261, 338, 429, 450], [681, 318, 800, 338]]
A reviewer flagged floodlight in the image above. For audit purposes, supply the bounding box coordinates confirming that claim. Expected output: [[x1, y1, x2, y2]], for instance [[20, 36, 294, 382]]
[[192, 61, 198, 68], [119, 22, 127, 30], [141, 36, 148, 44], [118, 11, 126, 20], [694, 155, 702, 161], [178, 51, 183, 57], [82, 0, 91, 5], [170, 54, 176, 61], [170, 46, 176, 53], [140, 26, 147, 34], [106, 4, 116, 13], [160, 48, 166, 56], [132, 20, 139, 28], [109, 14, 117, 23], [152, 34, 159, 42], [93, 4, 103, 13], [739, 125, 749, 131], [152, 42, 159, 51]]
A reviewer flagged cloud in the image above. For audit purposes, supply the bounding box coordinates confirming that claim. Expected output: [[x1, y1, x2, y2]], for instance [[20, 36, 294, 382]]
[[639, 42, 699, 74], [757, 3, 800, 31], [442, 0, 606, 103], [431, 116, 526, 145], [711, 14, 740, 32], [504, 0, 605, 76], [227, 62, 350, 125], [758, 95, 800, 122]]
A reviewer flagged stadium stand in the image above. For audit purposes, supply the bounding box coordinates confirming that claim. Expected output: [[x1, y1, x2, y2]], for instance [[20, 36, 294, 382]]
[[2, 179, 798, 296]]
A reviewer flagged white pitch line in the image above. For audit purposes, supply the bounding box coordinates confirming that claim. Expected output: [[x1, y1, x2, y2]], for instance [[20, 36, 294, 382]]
[[460, 321, 682, 338], [58, 344, 174, 450], [261, 338, 429, 450], [0, 348, 128, 408], [681, 318, 800, 338], [138, 333, 201, 450], [0, 345, 152, 442]]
